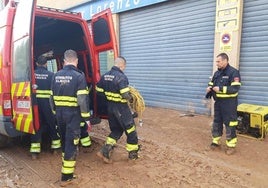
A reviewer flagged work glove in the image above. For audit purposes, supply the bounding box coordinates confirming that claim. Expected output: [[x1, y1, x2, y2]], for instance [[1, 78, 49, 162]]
[[205, 91, 212, 99], [132, 111, 138, 118]]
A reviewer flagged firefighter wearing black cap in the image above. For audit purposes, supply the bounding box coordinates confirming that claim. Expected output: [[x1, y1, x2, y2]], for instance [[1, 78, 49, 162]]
[[30, 55, 61, 159], [50, 49, 90, 186], [96, 56, 139, 163], [206, 53, 241, 155]]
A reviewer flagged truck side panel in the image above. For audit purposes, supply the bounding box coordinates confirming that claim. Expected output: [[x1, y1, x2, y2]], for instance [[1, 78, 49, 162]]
[[11, 0, 39, 134], [0, 1, 22, 137], [0, 1, 118, 141]]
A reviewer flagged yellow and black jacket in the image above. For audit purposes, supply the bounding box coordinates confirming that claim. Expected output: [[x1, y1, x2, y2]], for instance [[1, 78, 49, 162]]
[[96, 66, 132, 103], [208, 64, 241, 99], [35, 66, 54, 99], [50, 65, 90, 120]]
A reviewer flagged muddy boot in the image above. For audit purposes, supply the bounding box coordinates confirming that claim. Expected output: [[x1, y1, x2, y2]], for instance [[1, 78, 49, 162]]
[[128, 150, 139, 160], [60, 173, 78, 187], [52, 148, 61, 155], [209, 143, 220, 151], [225, 147, 236, 155], [60, 179, 75, 187], [128, 145, 140, 160], [96, 144, 113, 164], [31, 152, 39, 160], [60, 176, 78, 187]]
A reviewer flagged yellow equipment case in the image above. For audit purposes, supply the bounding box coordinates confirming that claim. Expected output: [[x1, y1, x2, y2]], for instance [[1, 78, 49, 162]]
[[237, 103, 268, 140]]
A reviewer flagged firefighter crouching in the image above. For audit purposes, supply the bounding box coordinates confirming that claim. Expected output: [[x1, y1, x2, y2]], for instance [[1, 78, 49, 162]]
[[206, 53, 241, 155], [31, 55, 61, 159], [50, 49, 90, 186], [96, 56, 139, 163]]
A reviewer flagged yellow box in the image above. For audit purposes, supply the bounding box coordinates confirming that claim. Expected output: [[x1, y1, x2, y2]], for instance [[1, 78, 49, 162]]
[[237, 103, 268, 139]]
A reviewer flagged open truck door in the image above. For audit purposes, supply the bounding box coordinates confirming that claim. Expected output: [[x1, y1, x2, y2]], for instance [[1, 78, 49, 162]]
[[11, 0, 39, 134], [90, 8, 118, 118]]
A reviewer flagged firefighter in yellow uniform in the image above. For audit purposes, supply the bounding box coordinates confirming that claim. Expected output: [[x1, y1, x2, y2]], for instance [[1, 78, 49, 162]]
[[96, 57, 139, 163], [31, 55, 61, 159], [206, 53, 241, 155], [50, 50, 90, 186]]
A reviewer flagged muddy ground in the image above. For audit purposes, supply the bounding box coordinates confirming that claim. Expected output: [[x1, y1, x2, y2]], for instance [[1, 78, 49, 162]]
[[0, 106, 268, 188]]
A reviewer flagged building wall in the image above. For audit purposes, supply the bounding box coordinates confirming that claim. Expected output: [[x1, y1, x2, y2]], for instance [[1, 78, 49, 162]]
[[38, 0, 268, 113], [119, 0, 216, 115], [238, 0, 268, 106], [37, 0, 88, 9]]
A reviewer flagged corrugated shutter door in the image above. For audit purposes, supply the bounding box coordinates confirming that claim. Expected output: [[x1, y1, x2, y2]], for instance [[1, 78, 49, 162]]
[[239, 0, 268, 106], [120, 0, 216, 114]]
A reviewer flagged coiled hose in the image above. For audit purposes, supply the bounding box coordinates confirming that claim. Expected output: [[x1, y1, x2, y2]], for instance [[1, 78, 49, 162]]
[[129, 86, 145, 126]]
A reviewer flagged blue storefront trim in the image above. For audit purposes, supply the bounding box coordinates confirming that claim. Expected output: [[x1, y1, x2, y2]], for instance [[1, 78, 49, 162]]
[[69, 0, 169, 20]]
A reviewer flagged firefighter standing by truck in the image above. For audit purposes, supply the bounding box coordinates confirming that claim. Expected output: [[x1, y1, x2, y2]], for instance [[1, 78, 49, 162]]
[[50, 49, 90, 186], [206, 53, 241, 155], [96, 57, 139, 163], [30, 55, 61, 160]]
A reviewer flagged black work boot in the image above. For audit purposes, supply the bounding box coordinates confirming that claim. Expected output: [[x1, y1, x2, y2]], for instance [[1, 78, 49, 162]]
[[60, 174, 77, 187], [128, 145, 140, 160], [225, 147, 236, 155], [52, 148, 61, 155], [96, 144, 113, 164], [31, 152, 39, 160], [209, 143, 220, 150], [128, 150, 139, 160]]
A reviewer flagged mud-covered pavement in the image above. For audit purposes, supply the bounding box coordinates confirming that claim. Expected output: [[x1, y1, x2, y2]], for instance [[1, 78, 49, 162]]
[[1, 107, 268, 188]]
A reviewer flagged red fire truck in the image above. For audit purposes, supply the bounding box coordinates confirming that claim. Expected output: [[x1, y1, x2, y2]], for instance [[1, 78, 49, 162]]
[[0, 0, 118, 146]]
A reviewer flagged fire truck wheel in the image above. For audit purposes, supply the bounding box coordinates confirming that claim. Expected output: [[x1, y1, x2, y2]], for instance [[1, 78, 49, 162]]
[[0, 134, 8, 148]]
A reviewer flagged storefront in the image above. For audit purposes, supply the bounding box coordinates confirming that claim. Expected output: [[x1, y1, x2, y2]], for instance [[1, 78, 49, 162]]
[[70, 0, 268, 115], [239, 0, 268, 106]]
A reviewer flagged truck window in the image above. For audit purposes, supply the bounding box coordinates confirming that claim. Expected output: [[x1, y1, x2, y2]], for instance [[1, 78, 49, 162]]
[[93, 18, 111, 46], [12, 0, 35, 83], [47, 59, 58, 73], [99, 50, 115, 75], [13, 40, 31, 82]]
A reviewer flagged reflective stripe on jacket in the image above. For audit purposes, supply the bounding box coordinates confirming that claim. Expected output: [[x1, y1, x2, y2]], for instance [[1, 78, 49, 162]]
[[51, 65, 90, 120], [96, 66, 130, 103], [35, 66, 54, 99], [209, 64, 241, 99]]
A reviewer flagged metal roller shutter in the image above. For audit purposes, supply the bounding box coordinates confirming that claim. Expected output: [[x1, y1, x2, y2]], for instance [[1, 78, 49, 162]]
[[120, 0, 216, 114], [239, 0, 268, 106]]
